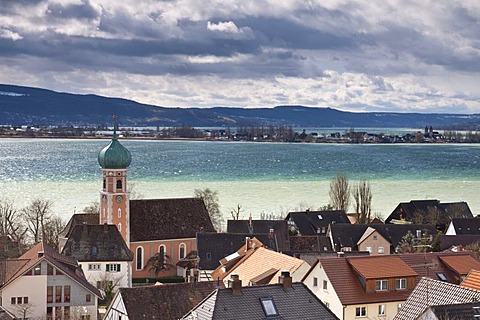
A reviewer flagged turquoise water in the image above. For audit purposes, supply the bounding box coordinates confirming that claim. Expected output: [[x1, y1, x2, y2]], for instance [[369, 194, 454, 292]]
[[0, 138, 479, 224]]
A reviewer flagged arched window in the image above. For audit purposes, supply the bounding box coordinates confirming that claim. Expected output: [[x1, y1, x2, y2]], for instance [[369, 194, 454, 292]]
[[118, 208, 122, 218], [103, 179, 106, 189], [118, 223, 121, 233], [116, 179, 122, 190], [159, 245, 166, 268], [136, 247, 144, 270], [179, 243, 186, 260]]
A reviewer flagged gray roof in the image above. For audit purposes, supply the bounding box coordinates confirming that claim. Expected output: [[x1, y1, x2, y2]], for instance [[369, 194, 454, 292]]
[[286, 210, 350, 235], [62, 224, 133, 262], [386, 200, 473, 224], [197, 233, 277, 271], [59, 213, 99, 239], [419, 302, 480, 319], [227, 220, 290, 252], [115, 281, 220, 320], [439, 235, 480, 251], [450, 218, 480, 235], [394, 277, 480, 320], [130, 198, 216, 242], [183, 283, 339, 320]]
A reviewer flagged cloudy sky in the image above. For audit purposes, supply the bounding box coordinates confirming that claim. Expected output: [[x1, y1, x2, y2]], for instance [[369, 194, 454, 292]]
[[1, 0, 479, 113]]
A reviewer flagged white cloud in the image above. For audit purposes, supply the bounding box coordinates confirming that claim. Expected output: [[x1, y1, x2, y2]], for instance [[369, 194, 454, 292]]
[[207, 21, 239, 33], [0, 28, 23, 40]]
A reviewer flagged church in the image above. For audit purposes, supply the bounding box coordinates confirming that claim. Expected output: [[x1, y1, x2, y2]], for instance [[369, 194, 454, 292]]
[[62, 119, 215, 284]]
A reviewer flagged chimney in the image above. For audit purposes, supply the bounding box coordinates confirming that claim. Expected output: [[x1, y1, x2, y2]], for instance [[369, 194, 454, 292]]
[[278, 270, 292, 291], [245, 237, 251, 251], [230, 274, 242, 295]]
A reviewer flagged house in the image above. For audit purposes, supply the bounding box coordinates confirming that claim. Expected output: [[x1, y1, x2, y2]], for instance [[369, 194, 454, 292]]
[[0, 242, 101, 320], [58, 213, 99, 252], [104, 281, 220, 320], [196, 233, 275, 281], [417, 302, 480, 320], [61, 224, 134, 291], [182, 272, 338, 320], [303, 255, 417, 320], [302, 252, 480, 320], [385, 200, 473, 225], [227, 219, 290, 252], [445, 217, 480, 235], [93, 121, 216, 282], [329, 223, 438, 254], [286, 210, 350, 236], [394, 277, 480, 320], [211, 239, 310, 287]]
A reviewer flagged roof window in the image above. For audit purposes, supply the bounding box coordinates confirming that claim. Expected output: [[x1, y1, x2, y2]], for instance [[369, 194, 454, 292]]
[[317, 214, 323, 220], [437, 273, 448, 281], [260, 297, 279, 317]]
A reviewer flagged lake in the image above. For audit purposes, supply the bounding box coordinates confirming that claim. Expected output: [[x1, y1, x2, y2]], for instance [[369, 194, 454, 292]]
[[0, 138, 479, 228]]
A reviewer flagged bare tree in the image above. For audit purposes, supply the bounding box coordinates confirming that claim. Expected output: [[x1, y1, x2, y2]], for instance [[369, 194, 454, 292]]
[[21, 198, 53, 243], [230, 204, 244, 220], [194, 188, 223, 231], [82, 200, 99, 214], [352, 180, 372, 224], [43, 215, 66, 251], [0, 199, 28, 257], [329, 174, 350, 212]]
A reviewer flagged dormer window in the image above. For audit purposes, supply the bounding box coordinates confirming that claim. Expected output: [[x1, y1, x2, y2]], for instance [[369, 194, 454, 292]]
[[318, 214, 323, 220], [375, 280, 388, 291], [396, 278, 407, 290], [260, 297, 279, 317]]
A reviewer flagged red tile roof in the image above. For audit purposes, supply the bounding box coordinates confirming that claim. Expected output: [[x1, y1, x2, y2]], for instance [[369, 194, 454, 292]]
[[439, 255, 480, 275], [461, 269, 480, 291], [348, 255, 418, 279]]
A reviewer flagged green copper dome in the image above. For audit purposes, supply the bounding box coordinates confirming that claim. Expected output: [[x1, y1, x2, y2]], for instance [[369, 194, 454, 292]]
[[98, 118, 132, 169]]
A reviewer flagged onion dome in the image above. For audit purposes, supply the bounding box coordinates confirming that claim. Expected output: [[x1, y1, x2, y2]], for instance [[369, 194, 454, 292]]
[[98, 116, 132, 169]]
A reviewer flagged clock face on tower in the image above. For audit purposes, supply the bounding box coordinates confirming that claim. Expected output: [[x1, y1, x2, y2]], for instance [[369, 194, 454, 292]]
[[116, 195, 123, 203]]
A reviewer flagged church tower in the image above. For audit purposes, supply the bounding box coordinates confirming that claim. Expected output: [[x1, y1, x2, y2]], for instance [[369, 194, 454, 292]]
[[98, 116, 132, 246]]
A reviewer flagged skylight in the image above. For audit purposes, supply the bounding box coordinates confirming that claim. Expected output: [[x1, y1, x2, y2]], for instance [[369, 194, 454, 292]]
[[318, 214, 323, 220], [437, 273, 448, 281], [260, 297, 279, 317], [224, 252, 240, 262]]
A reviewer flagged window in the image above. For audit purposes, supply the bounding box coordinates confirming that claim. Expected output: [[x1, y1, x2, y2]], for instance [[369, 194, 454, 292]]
[[17, 297, 22, 304], [378, 304, 386, 316], [88, 264, 101, 271], [64, 286, 70, 303], [81, 316, 91, 320], [34, 263, 41, 275], [118, 223, 122, 232], [313, 277, 318, 287], [24, 297, 28, 304], [416, 230, 422, 238], [396, 278, 407, 290], [437, 273, 448, 281], [11, 297, 15, 305], [159, 245, 166, 268], [373, 235, 378, 240], [397, 303, 402, 312], [260, 297, 279, 317], [136, 247, 144, 270], [103, 179, 106, 189], [342, 246, 352, 252], [116, 180, 122, 190], [378, 247, 385, 254], [91, 245, 98, 256], [47, 286, 53, 303], [106, 264, 121, 272], [205, 252, 211, 260], [55, 286, 62, 303], [356, 306, 367, 317], [86, 294, 91, 303], [47, 264, 54, 275], [55, 306, 61, 320], [118, 208, 122, 218], [366, 246, 372, 253], [179, 243, 186, 260], [64, 306, 70, 319], [375, 280, 388, 291], [323, 280, 328, 290], [317, 214, 323, 220], [325, 301, 330, 308]]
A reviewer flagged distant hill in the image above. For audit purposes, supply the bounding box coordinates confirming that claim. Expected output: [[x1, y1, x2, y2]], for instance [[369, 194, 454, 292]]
[[1, 84, 480, 128]]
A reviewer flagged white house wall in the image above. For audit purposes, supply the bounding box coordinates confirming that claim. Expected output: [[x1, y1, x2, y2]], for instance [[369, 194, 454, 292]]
[[303, 263, 343, 319], [79, 261, 132, 289], [2, 274, 47, 319]]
